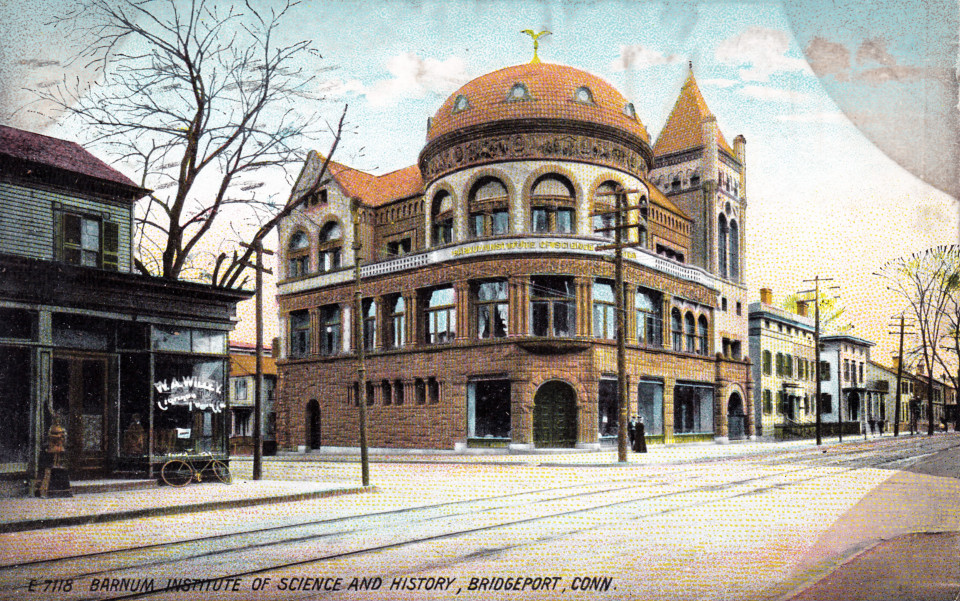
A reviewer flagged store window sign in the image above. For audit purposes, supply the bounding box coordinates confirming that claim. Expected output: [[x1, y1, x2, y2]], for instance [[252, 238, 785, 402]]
[[154, 377, 224, 413]]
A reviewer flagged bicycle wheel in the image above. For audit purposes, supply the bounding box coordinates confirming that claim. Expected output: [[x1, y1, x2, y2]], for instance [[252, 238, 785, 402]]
[[161, 460, 194, 487], [211, 460, 232, 484]]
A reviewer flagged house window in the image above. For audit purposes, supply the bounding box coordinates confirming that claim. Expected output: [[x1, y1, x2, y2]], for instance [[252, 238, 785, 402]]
[[234, 379, 248, 401], [475, 280, 508, 339], [729, 219, 740, 281], [763, 389, 772, 414], [736, 301, 742, 315], [697, 315, 709, 355], [386, 237, 412, 257], [415, 378, 426, 404], [468, 379, 510, 438], [674, 384, 714, 434], [387, 295, 406, 349], [469, 178, 509, 238], [821, 393, 833, 414], [286, 230, 310, 278], [362, 299, 376, 351], [635, 288, 662, 347], [394, 379, 404, 405], [718, 214, 728, 279], [776, 353, 784, 377], [58, 212, 119, 270], [531, 276, 575, 337], [382, 380, 392, 405], [289, 310, 310, 358], [671, 309, 683, 350], [428, 378, 440, 404], [844, 359, 850, 382], [423, 286, 456, 344], [684, 312, 696, 353], [820, 361, 831, 381], [785, 354, 793, 378], [318, 221, 342, 272], [431, 191, 453, 246], [530, 175, 575, 234], [593, 280, 616, 339], [319, 305, 341, 356], [762, 351, 772, 375], [593, 181, 620, 240], [598, 379, 618, 438]]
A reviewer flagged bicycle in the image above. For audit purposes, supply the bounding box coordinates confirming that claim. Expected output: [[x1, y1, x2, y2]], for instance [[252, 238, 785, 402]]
[[160, 455, 232, 487]]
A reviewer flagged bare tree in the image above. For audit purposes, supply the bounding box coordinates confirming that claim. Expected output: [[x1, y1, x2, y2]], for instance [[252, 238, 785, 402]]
[[35, 0, 346, 285], [781, 291, 852, 334], [877, 245, 960, 435]]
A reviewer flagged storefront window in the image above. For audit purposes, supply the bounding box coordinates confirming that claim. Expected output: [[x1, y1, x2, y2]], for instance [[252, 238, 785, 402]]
[[674, 383, 714, 434], [0, 347, 31, 470], [467, 379, 511, 438], [598, 379, 618, 438], [153, 356, 226, 456], [637, 380, 663, 436]]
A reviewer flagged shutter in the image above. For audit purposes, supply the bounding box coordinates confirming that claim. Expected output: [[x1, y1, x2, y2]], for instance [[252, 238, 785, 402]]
[[103, 221, 119, 270]]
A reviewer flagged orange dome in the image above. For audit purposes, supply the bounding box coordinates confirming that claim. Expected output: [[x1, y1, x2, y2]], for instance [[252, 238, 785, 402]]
[[426, 63, 650, 144]]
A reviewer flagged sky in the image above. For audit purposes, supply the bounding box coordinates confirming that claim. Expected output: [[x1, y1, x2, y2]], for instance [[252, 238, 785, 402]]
[[1, 0, 957, 368]]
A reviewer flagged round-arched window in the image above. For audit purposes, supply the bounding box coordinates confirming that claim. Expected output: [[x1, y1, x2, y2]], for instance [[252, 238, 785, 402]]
[[531, 174, 575, 234]]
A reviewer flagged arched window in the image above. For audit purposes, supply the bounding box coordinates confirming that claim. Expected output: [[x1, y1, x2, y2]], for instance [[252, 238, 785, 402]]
[[318, 221, 341, 273], [593, 181, 620, 240], [574, 86, 595, 104], [671, 308, 683, 350], [469, 177, 509, 238], [362, 298, 377, 351], [690, 170, 701, 188], [531, 174, 575, 234], [452, 94, 471, 113], [387, 295, 405, 349], [729, 219, 739, 281], [762, 350, 772, 375], [684, 312, 696, 353], [635, 288, 662, 347], [431, 191, 453, 246], [287, 230, 310, 278], [507, 82, 531, 101], [718, 214, 728, 279], [697, 315, 709, 355]]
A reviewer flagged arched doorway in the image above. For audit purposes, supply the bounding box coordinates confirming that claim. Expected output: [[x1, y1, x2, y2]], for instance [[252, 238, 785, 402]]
[[306, 400, 321, 450], [728, 392, 746, 440], [533, 381, 577, 448]]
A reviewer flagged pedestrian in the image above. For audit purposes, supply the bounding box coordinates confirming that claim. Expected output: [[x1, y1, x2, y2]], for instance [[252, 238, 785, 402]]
[[634, 416, 647, 453], [628, 416, 637, 450]]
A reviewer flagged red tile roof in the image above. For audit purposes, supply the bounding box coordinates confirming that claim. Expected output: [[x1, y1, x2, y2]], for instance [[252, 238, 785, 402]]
[[653, 70, 734, 157], [326, 160, 423, 207], [646, 179, 690, 220], [427, 63, 650, 144], [0, 125, 143, 191]]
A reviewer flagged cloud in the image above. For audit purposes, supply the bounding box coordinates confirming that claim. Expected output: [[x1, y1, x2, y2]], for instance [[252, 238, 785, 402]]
[[805, 37, 851, 80], [715, 27, 810, 81], [741, 84, 812, 103], [611, 44, 683, 71], [316, 77, 365, 98], [363, 53, 469, 107], [776, 111, 849, 124], [701, 78, 739, 88]]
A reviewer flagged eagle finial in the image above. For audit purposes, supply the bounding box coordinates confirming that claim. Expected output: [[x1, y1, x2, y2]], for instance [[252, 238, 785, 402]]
[[521, 29, 552, 64]]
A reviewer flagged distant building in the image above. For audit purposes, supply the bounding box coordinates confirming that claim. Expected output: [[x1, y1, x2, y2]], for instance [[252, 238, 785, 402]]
[[864, 360, 918, 434], [748, 288, 818, 438], [228, 342, 277, 455], [273, 60, 752, 452], [0, 125, 248, 488], [910, 372, 957, 432], [819, 334, 878, 435]]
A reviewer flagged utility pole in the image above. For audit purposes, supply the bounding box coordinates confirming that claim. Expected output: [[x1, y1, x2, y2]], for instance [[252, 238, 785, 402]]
[[800, 276, 835, 446], [888, 313, 915, 438], [240, 240, 273, 481], [595, 186, 644, 463], [352, 199, 370, 487]]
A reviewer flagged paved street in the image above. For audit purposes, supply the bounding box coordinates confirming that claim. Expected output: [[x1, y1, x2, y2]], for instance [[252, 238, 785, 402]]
[[1, 434, 958, 601]]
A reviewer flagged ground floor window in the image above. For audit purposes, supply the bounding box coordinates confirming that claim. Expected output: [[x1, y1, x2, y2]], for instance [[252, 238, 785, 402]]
[[637, 379, 663, 436], [674, 383, 714, 434], [153, 356, 226, 455], [467, 379, 511, 439], [0, 347, 31, 470], [598, 379, 618, 438]]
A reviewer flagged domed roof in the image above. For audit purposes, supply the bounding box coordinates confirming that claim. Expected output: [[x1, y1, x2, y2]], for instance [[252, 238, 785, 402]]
[[426, 63, 650, 144]]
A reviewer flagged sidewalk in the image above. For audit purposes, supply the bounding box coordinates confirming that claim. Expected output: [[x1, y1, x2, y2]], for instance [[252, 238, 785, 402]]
[[0, 479, 372, 534]]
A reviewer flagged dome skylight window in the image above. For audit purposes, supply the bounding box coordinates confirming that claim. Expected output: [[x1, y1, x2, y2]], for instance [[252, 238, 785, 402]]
[[506, 83, 531, 101], [623, 103, 637, 119], [452, 95, 471, 113], [574, 86, 595, 104]]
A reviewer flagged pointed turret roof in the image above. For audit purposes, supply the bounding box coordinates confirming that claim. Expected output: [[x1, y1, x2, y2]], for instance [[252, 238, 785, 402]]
[[653, 66, 734, 158]]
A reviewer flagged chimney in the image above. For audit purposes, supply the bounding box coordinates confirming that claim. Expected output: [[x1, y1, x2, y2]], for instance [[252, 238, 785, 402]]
[[796, 300, 808, 317], [760, 287, 772, 305]]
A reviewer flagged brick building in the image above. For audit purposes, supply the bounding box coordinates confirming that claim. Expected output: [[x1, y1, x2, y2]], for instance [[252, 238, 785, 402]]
[[274, 61, 752, 452]]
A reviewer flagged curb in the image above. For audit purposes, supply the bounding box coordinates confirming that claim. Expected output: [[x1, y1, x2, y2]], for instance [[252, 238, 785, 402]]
[[0, 485, 376, 534]]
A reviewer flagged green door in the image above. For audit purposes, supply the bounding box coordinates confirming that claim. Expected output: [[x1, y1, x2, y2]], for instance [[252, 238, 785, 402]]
[[533, 381, 577, 448]]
